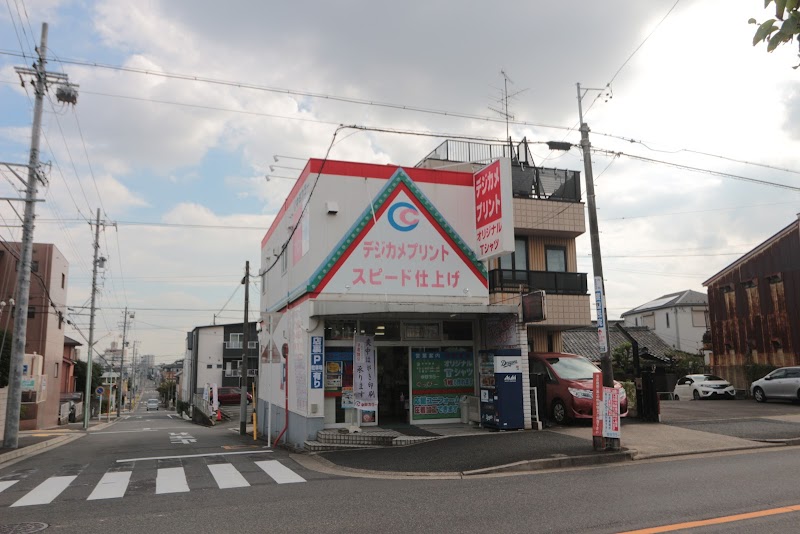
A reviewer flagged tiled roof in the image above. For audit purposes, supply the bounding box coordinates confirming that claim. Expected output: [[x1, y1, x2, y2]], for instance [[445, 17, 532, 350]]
[[562, 323, 674, 363], [620, 289, 707, 317]]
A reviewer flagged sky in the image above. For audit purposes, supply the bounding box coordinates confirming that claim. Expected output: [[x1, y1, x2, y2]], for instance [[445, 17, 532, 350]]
[[0, 1, 798, 365]]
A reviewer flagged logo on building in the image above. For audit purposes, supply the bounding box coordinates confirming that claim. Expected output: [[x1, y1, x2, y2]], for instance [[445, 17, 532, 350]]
[[387, 202, 419, 232]]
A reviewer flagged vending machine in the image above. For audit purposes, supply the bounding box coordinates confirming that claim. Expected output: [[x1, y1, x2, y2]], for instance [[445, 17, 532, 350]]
[[479, 349, 524, 430]]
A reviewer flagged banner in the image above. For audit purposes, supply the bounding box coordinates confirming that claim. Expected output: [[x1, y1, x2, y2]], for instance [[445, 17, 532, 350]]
[[411, 351, 473, 420], [353, 335, 377, 409]]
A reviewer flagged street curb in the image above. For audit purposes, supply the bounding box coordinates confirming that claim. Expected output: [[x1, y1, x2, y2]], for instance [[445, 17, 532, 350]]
[[0, 433, 85, 470], [292, 448, 635, 479], [629, 441, 782, 461]]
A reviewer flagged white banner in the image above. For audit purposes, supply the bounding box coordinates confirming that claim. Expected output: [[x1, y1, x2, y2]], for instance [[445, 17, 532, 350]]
[[595, 276, 609, 354], [353, 335, 377, 408]]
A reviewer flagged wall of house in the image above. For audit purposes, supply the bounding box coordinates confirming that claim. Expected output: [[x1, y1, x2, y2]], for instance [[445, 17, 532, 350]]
[[624, 306, 707, 353], [196, 326, 224, 390], [706, 222, 799, 389], [512, 198, 585, 236]]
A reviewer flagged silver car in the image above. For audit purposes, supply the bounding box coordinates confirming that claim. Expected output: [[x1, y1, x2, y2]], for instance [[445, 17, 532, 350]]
[[751, 367, 800, 403]]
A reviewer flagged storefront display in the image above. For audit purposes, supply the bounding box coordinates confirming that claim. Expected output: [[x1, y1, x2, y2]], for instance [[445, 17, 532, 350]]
[[411, 351, 474, 420]]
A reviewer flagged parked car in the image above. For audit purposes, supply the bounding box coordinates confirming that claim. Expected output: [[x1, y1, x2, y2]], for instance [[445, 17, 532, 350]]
[[145, 399, 160, 411], [673, 374, 736, 401], [751, 367, 800, 403], [529, 352, 628, 425], [216, 387, 252, 405]]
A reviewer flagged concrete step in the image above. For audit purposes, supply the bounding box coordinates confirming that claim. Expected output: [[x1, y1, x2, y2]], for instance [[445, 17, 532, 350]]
[[304, 440, 384, 452], [316, 429, 399, 447]]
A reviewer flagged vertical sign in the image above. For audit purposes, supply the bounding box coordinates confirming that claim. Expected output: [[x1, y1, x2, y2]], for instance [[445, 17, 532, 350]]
[[592, 372, 603, 437], [603, 387, 621, 439], [474, 158, 514, 261], [310, 336, 324, 390], [595, 276, 608, 353], [353, 335, 377, 409]]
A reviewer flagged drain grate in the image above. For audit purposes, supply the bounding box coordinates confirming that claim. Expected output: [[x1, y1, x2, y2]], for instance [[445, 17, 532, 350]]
[[0, 523, 49, 533]]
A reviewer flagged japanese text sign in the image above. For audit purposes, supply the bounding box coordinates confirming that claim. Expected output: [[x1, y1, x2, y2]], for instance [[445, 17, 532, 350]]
[[310, 335, 324, 390], [353, 335, 377, 408], [474, 158, 514, 261]]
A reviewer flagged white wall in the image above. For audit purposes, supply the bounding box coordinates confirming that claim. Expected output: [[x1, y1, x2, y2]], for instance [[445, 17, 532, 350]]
[[623, 306, 708, 353], [196, 327, 224, 390]]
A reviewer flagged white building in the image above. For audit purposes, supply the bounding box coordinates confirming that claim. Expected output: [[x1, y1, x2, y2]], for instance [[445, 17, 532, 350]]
[[259, 147, 591, 449], [620, 290, 709, 354]]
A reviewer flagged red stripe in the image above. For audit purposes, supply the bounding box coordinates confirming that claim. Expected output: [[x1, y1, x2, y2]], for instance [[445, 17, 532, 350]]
[[261, 159, 473, 248], [412, 388, 474, 395]]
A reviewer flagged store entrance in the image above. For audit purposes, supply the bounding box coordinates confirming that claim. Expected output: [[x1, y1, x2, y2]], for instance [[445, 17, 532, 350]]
[[377, 346, 409, 424]]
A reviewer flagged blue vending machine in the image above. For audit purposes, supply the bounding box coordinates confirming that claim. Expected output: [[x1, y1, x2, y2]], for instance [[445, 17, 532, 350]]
[[479, 349, 524, 430]]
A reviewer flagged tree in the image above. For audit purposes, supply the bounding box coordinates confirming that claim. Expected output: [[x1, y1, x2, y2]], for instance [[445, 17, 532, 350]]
[[74, 360, 102, 396], [611, 342, 634, 381], [157, 380, 176, 403], [0, 330, 12, 388], [750, 0, 800, 68]]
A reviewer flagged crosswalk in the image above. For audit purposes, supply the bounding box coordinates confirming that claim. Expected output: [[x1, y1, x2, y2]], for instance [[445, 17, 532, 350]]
[[0, 458, 306, 508]]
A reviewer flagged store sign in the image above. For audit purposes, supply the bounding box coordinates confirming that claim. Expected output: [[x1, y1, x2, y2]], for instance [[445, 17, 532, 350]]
[[411, 351, 473, 420], [493, 355, 522, 374], [603, 387, 621, 439], [353, 335, 377, 408], [474, 158, 513, 261], [595, 276, 609, 353], [310, 336, 324, 389]]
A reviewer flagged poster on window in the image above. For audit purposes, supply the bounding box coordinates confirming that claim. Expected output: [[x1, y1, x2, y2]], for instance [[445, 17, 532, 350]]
[[411, 351, 474, 420], [353, 335, 377, 409]]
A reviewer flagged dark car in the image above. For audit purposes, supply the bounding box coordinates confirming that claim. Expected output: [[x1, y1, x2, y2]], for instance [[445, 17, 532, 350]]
[[529, 352, 628, 425], [216, 387, 252, 405]]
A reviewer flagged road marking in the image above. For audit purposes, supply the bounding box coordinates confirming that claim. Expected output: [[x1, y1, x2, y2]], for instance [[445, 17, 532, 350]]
[[169, 432, 196, 444], [208, 463, 250, 489], [155, 467, 189, 494], [87, 471, 131, 500], [90, 429, 158, 434], [0, 480, 19, 493], [620, 503, 800, 533], [116, 450, 272, 463], [255, 460, 305, 484], [11, 475, 77, 507]]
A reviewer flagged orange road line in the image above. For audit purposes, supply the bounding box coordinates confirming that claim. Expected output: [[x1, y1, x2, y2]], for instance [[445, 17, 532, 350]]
[[619, 504, 800, 533]]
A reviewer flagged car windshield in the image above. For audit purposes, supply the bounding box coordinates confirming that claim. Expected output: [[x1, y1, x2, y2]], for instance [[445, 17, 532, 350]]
[[546, 357, 600, 380], [701, 375, 726, 382]]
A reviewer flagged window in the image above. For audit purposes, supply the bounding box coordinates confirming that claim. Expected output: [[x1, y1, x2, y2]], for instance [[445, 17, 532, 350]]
[[15, 260, 39, 272], [499, 237, 528, 271], [247, 341, 258, 349], [643, 313, 655, 329], [261, 273, 266, 295], [58, 313, 63, 330], [280, 250, 288, 274], [634, 318, 638, 327], [545, 246, 567, 272], [27, 306, 35, 319], [227, 333, 243, 349], [206, 364, 213, 369], [692, 310, 707, 327], [769, 369, 787, 379], [61, 273, 65, 289], [54, 362, 59, 378], [216, 364, 223, 369], [666, 312, 670, 328]]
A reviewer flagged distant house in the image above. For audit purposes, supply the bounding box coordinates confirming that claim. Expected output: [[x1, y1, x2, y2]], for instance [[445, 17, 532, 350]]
[[620, 290, 709, 354], [703, 216, 799, 390], [61, 336, 81, 394], [563, 322, 674, 365]]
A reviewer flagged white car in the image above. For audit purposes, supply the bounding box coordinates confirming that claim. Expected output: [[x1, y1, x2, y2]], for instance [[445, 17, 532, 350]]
[[673, 374, 736, 401], [751, 367, 800, 403], [146, 399, 160, 411]]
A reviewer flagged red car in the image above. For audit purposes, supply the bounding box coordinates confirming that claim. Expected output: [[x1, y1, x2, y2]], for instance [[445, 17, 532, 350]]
[[529, 352, 628, 424], [216, 387, 252, 405]]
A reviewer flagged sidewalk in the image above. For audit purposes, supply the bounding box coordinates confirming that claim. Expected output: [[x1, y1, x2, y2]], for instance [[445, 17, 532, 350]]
[[0, 416, 119, 468], [295, 419, 789, 478]]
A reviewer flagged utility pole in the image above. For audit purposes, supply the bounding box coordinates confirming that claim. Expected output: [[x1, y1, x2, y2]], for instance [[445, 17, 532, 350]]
[[83, 209, 105, 430], [576, 82, 618, 452], [3, 23, 76, 448], [239, 261, 250, 435], [117, 308, 134, 416]]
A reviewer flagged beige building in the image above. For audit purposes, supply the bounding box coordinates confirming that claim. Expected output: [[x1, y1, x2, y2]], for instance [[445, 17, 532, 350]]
[[0, 243, 69, 431]]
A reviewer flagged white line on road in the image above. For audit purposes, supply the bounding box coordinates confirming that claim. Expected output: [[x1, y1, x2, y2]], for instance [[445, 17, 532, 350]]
[[116, 450, 272, 463], [208, 463, 250, 489], [255, 460, 306, 484], [156, 467, 189, 494], [11, 475, 77, 507], [90, 429, 158, 434], [0, 480, 19, 493], [87, 471, 131, 500]]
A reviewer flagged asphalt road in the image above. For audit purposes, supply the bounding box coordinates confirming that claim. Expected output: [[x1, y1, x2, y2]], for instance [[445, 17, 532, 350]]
[[3, 384, 800, 533]]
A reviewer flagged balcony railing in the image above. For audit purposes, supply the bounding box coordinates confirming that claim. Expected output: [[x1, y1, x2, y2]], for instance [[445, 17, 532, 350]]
[[489, 269, 588, 295]]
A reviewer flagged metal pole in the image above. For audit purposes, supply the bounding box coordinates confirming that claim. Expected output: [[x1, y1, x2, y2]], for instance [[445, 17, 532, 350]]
[[83, 209, 101, 430], [577, 83, 618, 451], [239, 261, 250, 435], [267, 315, 272, 447], [118, 307, 129, 417], [3, 24, 48, 448]]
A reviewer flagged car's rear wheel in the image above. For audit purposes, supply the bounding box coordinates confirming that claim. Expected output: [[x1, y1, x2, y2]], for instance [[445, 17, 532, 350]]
[[754, 387, 766, 403], [674, 395, 680, 401], [693, 390, 700, 400], [551, 399, 568, 425]]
